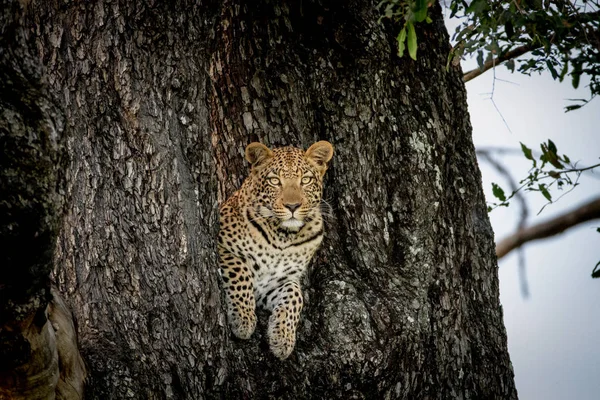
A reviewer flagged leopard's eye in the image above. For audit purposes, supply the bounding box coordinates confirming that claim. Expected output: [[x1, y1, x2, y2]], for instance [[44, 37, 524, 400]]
[[301, 176, 314, 185], [268, 177, 281, 186]]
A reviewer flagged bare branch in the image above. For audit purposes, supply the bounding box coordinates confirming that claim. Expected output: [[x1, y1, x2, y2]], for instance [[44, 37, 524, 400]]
[[557, 162, 600, 175], [477, 150, 530, 230], [463, 44, 538, 83], [476, 147, 529, 156], [496, 196, 600, 259], [478, 149, 530, 295]]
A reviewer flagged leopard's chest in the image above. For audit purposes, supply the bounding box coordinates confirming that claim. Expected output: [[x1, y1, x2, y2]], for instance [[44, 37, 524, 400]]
[[244, 237, 320, 305]]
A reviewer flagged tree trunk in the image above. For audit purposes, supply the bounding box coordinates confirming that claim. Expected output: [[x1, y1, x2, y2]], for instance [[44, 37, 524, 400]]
[[22, 0, 517, 398], [1, 1, 84, 399]]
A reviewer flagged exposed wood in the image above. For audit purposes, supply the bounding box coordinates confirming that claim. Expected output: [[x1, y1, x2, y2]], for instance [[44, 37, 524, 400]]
[[49, 288, 87, 399], [0, 1, 84, 399]]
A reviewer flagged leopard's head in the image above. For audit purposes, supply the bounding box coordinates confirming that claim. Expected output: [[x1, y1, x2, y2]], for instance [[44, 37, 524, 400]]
[[245, 141, 333, 230]]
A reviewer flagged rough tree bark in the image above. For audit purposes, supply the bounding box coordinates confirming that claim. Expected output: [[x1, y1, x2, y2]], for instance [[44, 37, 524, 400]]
[[13, 0, 518, 398], [0, 1, 84, 398]]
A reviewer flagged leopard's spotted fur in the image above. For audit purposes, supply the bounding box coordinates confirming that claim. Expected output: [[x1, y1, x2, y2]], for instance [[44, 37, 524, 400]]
[[218, 141, 333, 359]]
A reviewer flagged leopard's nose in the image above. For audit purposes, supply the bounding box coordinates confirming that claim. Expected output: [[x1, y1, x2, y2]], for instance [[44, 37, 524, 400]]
[[285, 203, 301, 213]]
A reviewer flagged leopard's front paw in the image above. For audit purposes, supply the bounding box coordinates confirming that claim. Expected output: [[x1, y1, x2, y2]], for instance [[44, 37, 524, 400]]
[[229, 309, 256, 340], [267, 308, 296, 360]]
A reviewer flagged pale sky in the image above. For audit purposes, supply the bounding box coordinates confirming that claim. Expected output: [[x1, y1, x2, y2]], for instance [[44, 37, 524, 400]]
[[464, 52, 600, 399]]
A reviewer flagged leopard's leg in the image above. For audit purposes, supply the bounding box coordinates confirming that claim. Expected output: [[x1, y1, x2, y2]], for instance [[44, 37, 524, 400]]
[[219, 247, 256, 339], [265, 280, 303, 360]]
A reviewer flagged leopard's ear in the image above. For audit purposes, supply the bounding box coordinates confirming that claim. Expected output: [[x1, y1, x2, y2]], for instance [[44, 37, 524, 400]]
[[305, 141, 333, 176], [245, 142, 273, 169]]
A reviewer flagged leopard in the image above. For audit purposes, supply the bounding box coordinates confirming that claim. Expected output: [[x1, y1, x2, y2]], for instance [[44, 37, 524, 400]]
[[218, 141, 333, 360]]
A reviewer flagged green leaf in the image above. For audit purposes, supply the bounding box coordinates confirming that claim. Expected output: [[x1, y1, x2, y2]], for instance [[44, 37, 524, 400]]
[[592, 261, 600, 279], [412, 0, 428, 22], [548, 171, 561, 179], [397, 27, 407, 57], [549, 157, 564, 169], [466, 0, 487, 14], [477, 50, 484, 70], [520, 142, 534, 160], [407, 22, 417, 61], [540, 142, 563, 169], [425, 16, 432, 23], [563, 154, 571, 163], [559, 61, 569, 82], [571, 62, 583, 89], [572, 72, 580, 89], [539, 184, 552, 202], [506, 59, 515, 73], [540, 143, 549, 167], [449, 1, 459, 18], [545, 139, 564, 169], [492, 182, 507, 202], [546, 60, 558, 79]]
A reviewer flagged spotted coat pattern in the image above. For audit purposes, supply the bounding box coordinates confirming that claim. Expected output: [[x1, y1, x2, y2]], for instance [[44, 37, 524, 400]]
[[218, 141, 333, 359]]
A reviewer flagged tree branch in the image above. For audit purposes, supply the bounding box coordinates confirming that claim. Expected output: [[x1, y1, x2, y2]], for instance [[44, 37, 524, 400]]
[[462, 10, 600, 83], [496, 196, 600, 259], [477, 149, 531, 295], [463, 44, 538, 83]]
